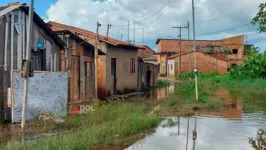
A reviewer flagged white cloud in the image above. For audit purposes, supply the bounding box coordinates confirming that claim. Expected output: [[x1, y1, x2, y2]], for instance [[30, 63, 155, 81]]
[[47, 0, 266, 50]]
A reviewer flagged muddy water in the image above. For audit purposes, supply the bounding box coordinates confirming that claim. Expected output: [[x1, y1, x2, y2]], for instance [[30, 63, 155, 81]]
[[127, 87, 266, 150]]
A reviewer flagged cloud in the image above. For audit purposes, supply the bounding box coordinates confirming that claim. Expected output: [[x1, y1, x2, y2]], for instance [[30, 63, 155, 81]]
[[47, 0, 266, 51]]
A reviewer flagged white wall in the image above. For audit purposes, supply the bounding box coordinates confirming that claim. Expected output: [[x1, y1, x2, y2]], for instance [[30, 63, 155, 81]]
[[12, 71, 68, 123], [167, 59, 175, 76]]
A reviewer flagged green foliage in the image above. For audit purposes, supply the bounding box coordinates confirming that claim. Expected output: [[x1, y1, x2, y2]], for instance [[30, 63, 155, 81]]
[[156, 80, 170, 87], [244, 46, 260, 56], [252, 2, 266, 32], [1, 102, 161, 150], [230, 50, 266, 78]]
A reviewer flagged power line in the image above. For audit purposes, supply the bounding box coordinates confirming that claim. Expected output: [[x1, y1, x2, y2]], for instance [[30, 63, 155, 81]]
[[198, 23, 251, 36], [111, 0, 171, 27]]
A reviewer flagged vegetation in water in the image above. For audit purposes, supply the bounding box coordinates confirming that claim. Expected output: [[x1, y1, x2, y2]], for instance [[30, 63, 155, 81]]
[[0, 101, 161, 150]]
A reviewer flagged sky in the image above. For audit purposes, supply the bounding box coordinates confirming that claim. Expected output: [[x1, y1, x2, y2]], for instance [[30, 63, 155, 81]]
[[1, 0, 266, 51]]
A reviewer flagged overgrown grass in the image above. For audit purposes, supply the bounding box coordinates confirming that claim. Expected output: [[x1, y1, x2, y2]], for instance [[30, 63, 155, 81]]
[[0, 102, 161, 150], [182, 71, 266, 90]]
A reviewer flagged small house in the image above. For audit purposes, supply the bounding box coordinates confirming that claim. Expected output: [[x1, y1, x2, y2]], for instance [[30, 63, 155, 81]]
[[0, 2, 67, 122], [48, 22, 142, 99]]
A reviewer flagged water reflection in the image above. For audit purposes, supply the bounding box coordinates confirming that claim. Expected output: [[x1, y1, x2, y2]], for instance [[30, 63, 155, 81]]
[[148, 84, 175, 101], [127, 87, 266, 150]]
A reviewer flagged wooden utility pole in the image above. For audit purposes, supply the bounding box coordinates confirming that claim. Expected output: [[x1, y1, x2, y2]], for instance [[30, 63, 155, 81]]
[[192, 0, 199, 101], [95, 21, 101, 99], [172, 25, 188, 78], [106, 24, 111, 39], [133, 21, 135, 44], [127, 20, 130, 43], [142, 28, 144, 45], [21, 0, 34, 130]]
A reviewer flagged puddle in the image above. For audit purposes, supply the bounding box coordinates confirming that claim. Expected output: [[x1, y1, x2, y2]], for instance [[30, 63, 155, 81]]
[[126, 87, 266, 150]]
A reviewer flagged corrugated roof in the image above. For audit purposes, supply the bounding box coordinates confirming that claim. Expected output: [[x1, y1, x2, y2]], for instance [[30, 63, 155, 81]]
[[0, 2, 65, 49], [49, 21, 141, 50], [0, 2, 25, 17], [54, 30, 106, 55]]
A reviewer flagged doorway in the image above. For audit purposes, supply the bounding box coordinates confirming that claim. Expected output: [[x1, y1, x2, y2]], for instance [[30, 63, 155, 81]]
[[147, 70, 151, 87], [111, 58, 117, 95]]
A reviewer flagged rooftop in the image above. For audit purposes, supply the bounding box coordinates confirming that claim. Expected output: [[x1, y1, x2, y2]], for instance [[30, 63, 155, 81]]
[[49, 21, 142, 50]]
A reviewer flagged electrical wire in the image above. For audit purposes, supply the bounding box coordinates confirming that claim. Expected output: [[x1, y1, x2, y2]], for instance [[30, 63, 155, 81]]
[[110, 0, 171, 27]]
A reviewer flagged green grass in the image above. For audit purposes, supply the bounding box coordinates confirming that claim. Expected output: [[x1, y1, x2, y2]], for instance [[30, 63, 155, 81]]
[[0, 102, 161, 150], [182, 72, 266, 90]]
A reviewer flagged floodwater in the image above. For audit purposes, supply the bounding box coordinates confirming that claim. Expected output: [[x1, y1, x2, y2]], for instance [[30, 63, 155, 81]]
[[127, 86, 266, 150]]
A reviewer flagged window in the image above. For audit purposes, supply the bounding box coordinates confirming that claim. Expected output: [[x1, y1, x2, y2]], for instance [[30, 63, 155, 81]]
[[232, 49, 238, 54], [171, 64, 173, 70], [130, 58, 135, 73]]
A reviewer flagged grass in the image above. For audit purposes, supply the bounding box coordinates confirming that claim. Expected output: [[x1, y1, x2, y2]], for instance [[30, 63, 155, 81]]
[[0, 102, 161, 150], [0, 77, 229, 150], [182, 72, 266, 90]]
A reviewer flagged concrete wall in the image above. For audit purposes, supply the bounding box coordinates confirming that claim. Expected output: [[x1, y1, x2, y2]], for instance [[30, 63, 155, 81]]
[[175, 52, 228, 75], [105, 45, 138, 96], [167, 59, 175, 76], [12, 71, 68, 123], [158, 54, 168, 75]]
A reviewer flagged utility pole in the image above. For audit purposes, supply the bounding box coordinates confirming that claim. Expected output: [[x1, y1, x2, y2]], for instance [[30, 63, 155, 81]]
[[187, 21, 191, 81], [192, 0, 199, 101], [95, 21, 101, 99], [172, 25, 188, 78], [21, 0, 34, 130], [133, 21, 135, 44], [106, 24, 111, 39], [127, 20, 130, 43], [142, 28, 144, 45]]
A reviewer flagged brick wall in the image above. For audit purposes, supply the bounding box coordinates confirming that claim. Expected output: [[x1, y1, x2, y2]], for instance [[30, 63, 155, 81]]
[[174, 52, 228, 75]]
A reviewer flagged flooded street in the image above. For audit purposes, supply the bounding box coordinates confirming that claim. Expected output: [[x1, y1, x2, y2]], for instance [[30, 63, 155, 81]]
[[1, 85, 266, 150], [127, 86, 266, 150]]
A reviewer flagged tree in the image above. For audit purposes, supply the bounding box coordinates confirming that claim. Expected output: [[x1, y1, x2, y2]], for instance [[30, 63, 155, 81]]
[[252, 3, 266, 32]]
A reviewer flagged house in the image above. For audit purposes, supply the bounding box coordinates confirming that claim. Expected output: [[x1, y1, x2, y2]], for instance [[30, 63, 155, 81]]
[[156, 35, 253, 76], [137, 46, 158, 88], [0, 2, 68, 122], [48, 22, 142, 99], [138, 45, 156, 58], [48, 30, 105, 113]]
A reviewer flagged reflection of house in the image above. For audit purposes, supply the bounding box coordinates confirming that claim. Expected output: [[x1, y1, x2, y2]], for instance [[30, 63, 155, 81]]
[[0, 3, 67, 122], [156, 35, 253, 75], [201, 88, 243, 119], [48, 29, 105, 106], [48, 22, 141, 99]]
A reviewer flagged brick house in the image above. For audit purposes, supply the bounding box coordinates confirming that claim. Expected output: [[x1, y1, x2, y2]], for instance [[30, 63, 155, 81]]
[[156, 35, 253, 75], [48, 22, 141, 99], [138, 45, 156, 58]]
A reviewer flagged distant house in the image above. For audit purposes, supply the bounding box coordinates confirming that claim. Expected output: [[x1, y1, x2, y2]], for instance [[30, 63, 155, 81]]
[[48, 30, 105, 110], [138, 45, 156, 59], [138, 46, 158, 88], [0, 3, 67, 122], [48, 22, 142, 99], [156, 35, 253, 76]]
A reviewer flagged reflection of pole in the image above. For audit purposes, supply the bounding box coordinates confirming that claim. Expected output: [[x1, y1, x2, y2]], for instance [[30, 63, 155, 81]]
[[186, 118, 190, 150], [192, 0, 199, 101], [178, 117, 180, 135], [192, 112, 198, 150]]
